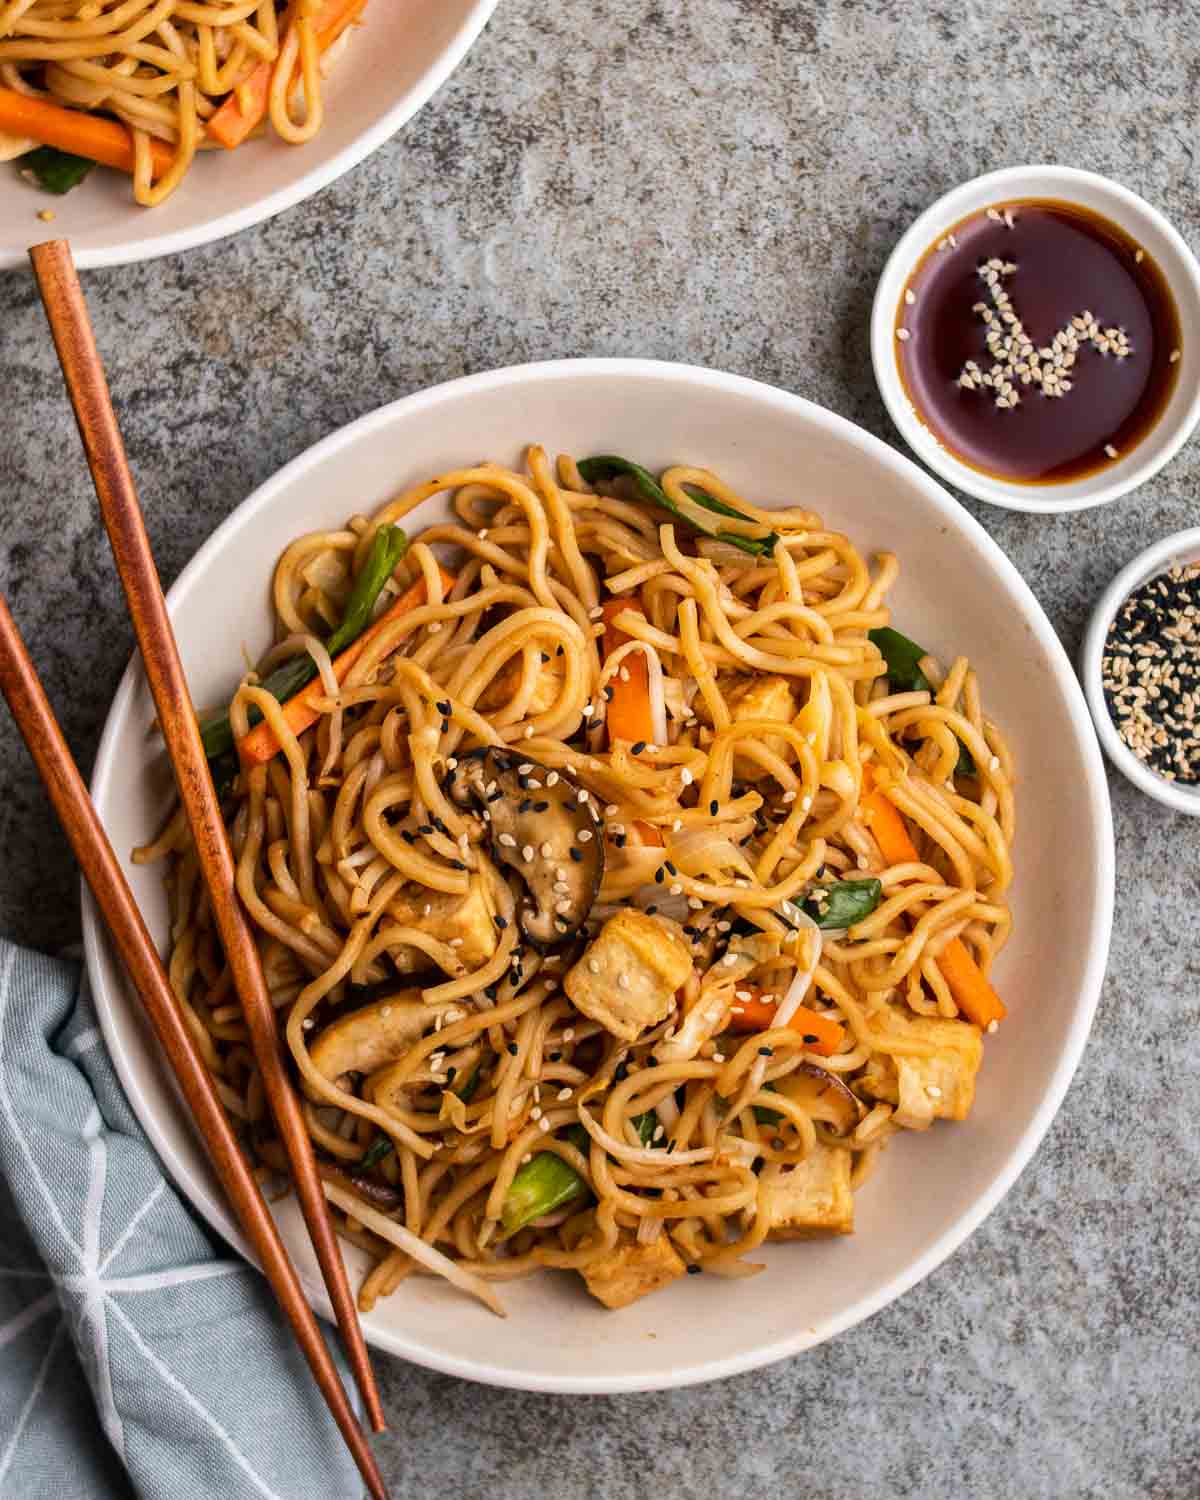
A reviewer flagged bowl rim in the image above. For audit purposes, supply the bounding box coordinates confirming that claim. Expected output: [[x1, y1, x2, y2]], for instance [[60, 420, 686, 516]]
[[870, 163, 1200, 514], [0, 0, 499, 273], [82, 357, 1116, 1391], [1080, 525, 1200, 816]]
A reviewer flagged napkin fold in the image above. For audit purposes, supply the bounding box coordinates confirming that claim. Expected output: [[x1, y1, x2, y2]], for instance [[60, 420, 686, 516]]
[[0, 936, 364, 1500]]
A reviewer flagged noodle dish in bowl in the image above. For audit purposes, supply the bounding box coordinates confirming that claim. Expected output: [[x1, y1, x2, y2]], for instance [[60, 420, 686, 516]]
[[84, 360, 1113, 1390]]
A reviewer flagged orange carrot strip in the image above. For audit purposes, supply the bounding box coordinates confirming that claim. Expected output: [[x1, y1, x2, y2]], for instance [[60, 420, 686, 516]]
[[206, 0, 367, 149], [934, 935, 1007, 1029], [726, 988, 845, 1057], [601, 597, 655, 746], [0, 88, 172, 179], [632, 820, 664, 847], [236, 565, 455, 767], [860, 766, 1006, 1027]]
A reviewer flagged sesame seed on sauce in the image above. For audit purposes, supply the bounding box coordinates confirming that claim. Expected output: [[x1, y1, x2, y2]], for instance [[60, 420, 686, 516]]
[[1102, 562, 1200, 784]]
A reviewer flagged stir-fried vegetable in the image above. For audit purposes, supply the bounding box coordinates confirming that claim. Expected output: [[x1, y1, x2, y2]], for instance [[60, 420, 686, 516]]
[[801, 877, 882, 930], [869, 625, 976, 777], [726, 988, 845, 1054], [601, 597, 656, 745], [22, 145, 94, 194], [357, 1136, 394, 1171], [578, 456, 780, 558], [500, 1114, 657, 1237], [0, 86, 173, 181], [860, 768, 1006, 1028], [201, 523, 409, 762], [206, 0, 368, 148]]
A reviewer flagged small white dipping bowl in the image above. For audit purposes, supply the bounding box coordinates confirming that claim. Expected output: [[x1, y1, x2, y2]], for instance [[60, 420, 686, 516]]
[[84, 359, 1115, 1391], [1081, 526, 1200, 815], [872, 165, 1200, 514]]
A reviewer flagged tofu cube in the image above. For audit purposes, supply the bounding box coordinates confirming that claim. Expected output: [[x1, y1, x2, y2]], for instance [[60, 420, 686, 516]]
[[480, 653, 565, 716], [564, 911, 692, 1042], [730, 675, 797, 776], [581, 1233, 687, 1309], [763, 1144, 855, 1239], [860, 1013, 983, 1129], [387, 876, 498, 973]]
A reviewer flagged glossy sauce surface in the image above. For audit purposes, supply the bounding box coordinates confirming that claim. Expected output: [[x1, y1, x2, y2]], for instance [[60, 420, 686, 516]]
[[895, 200, 1181, 483]]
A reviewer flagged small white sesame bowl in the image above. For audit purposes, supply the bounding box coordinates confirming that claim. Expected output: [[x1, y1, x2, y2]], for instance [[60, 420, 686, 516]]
[[1081, 526, 1200, 815], [871, 165, 1200, 513]]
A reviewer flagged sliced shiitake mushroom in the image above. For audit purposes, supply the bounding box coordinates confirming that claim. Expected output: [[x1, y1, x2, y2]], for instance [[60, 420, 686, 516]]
[[775, 1060, 863, 1136], [444, 748, 604, 948]]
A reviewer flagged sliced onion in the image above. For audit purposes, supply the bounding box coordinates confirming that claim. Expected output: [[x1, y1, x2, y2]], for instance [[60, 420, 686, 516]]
[[654, 990, 731, 1064], [668, 827, 757, 881], [321, 1180, 506, 1318], [773, 908, 823, 1029], [576, 1106, 714, 1168]]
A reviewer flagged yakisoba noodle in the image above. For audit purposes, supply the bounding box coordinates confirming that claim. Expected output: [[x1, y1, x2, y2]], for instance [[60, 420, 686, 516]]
[[0, 0, 362, 204], [136, 447, 1015, 1313]]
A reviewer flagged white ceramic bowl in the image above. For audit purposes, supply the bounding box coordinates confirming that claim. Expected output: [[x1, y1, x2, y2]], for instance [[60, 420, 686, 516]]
[[0, 0, 497, 272], [82, 359, 1115, 1391], [1081, 526, 1200, 816], [871, 165, 1200, 514]]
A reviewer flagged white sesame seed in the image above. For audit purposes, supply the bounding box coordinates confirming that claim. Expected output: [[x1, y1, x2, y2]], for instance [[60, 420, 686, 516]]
[[521, 1152, 533, 1164], [687, 897, 704, 909], [782, 789, 797, 804], [1105, 444, 1119, 459], [680, 768, 694, 786], [1171, 349, 1181, 363], [673, 819, 683, 831], [449, 938, 463, 948], [588, 605, 604, 620], [926, 1084, 943, 1099], [670, 883, 684, 896], [498, 832, 517, 847], [541, 841, 554, 858], [896, 328, 910, 341], [563, 1028, 575, 1041], [577, 829, 593, 843], [712, 1052, 725, 1064], [987, 1020, 999, 1034], [302, 1017, 314, 1030], [618, 973, 631, 990], [904, 288, 916, 305], [522, 844, 535, 862], [477, 528, 489, 540]]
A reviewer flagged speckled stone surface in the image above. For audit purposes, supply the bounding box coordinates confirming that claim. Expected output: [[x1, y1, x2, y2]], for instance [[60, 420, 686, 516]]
[[2, 1, 1199, 1495]]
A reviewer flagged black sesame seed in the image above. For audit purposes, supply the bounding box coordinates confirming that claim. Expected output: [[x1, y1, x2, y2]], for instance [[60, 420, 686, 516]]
[[803, 1034, 818, 1044], [569, 847, 583, 863], [686, 1263, 701, 1276], [433, 817, 449, 834], [436, 700, 451, 715], [758, 1046, 773, 1057], [613, 1062, 629, 1082], [709, 800, 718, 816], [665, 861, 677, 876], [494, 915, 508, 929], [541, 652, 550, 664], [507, 1042, 518, 1056], [519, 798, 533, 813], [645, 905, 658, 916], [401, 830, 416, 845], [614, 833, 627, 848], [533, 800, 550, 812], [488, 789, 504, 803], [441, 719, 450, 734], [604, 686, 614, 701], [446, 1067, 457, 1082], [418, 824, 434, 835], [549, 1051, 562, 1063], [631, 741, 647, 755], [654, 866, 665, 884], [450, 859, 467, 871]]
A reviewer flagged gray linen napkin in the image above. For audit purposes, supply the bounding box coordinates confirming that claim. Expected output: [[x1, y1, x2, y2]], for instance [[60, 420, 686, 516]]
[[0, 936, 364, 1499]]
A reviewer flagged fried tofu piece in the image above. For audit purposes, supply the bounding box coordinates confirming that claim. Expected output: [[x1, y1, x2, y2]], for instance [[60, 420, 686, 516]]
[[860, 1012, 983, 1129], [763, 1143, 855, 1239], [479, 652, 565, 716], [581, 1233, 688, 1309], [386, 876, 498, 973], [564, 911, 692, 1042], [729, 675, 797, 777]]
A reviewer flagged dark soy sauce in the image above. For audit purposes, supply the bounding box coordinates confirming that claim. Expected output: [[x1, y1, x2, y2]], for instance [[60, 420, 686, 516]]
[[895, 200, 1181, 484]]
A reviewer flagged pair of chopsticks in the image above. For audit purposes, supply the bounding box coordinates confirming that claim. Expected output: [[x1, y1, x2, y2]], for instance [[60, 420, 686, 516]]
[[0, 241, 389, 1500]]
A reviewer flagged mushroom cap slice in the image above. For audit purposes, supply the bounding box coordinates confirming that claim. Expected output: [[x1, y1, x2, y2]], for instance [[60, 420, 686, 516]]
[[444, 748, 604, 948], [775, 1060, 863, 1136]]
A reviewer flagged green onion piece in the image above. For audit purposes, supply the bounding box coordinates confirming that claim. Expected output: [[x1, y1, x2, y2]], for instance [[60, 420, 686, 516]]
[[869, 626, 977, 778], [200, 523, 408, 762], [802, 877, 883, 930], [578, 456, 779, 558], [23, 145, 95, 195], [358, 1136, 394, 1171], [499, 1113, 659, 1238]]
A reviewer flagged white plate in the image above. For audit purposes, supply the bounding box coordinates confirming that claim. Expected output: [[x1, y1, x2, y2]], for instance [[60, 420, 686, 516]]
[[0, 0, 497, 271], [83, 359, 1115, 1392]]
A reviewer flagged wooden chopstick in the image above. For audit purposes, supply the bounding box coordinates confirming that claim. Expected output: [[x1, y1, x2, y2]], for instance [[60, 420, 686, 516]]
[[0, 596, 389, 1500], [28, 239, 388, 1439]]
